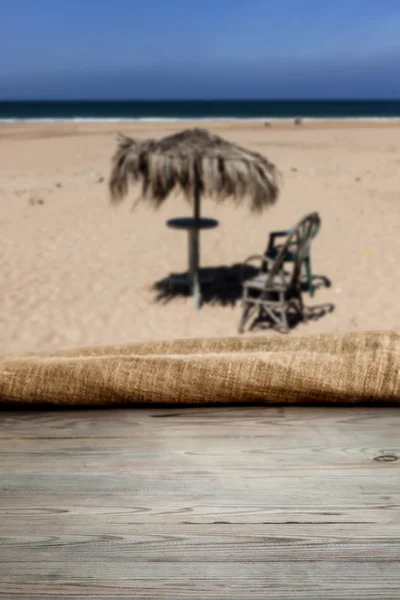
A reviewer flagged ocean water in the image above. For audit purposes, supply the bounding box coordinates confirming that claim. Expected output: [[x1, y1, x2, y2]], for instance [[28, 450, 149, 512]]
[[1, 100, 400, 122]]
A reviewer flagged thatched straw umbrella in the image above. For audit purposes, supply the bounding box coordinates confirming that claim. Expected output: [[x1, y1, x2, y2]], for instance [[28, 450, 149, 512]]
[[109, 127, 280, 309]]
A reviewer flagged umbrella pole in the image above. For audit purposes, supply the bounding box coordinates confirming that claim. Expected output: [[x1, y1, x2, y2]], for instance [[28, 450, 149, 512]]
[[192, 176, 201, 310]]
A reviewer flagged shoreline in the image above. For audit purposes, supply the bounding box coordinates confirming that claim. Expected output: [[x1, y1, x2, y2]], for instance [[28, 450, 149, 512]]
[[1, 118, 400, 141], [2, 116, 400, 123]]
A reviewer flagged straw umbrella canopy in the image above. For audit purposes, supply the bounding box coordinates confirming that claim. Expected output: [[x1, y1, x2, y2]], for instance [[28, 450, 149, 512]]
[[109, 127, 280, 308]]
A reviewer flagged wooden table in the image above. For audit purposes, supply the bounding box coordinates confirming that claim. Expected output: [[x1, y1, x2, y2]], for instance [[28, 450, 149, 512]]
[[1, 406, 399, 599], [167, 217, 219, 308]]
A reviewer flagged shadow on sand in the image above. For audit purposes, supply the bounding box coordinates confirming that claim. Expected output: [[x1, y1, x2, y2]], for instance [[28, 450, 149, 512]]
[[152, 264, 334, 332], [153, 264, 258, 307]]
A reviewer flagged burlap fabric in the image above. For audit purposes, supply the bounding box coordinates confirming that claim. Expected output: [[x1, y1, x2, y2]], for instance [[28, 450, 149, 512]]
[[0, 331, 399, 407]]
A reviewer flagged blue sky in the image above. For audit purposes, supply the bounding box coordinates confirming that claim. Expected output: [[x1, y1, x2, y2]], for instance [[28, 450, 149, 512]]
[[1, 0, 400, 99]]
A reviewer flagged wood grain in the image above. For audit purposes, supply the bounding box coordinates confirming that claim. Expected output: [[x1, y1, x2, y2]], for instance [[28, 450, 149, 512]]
[[0, 407, 399, 599]]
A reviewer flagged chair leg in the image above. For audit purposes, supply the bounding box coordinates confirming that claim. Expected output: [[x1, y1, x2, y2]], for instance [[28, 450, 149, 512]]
[[239, 291, 252, 334], [280, 305, 289, 333], [304, 255, 314, 297], [278, 293, 290, 334], [257, 304, 265, 324], [298, 293, 307, 323], [238, 307, 246, 334], [260, 305, 282, 331]]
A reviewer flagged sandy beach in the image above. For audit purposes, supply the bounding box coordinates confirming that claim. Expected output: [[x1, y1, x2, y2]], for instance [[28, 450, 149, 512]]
[[0, 120, 399, 354]]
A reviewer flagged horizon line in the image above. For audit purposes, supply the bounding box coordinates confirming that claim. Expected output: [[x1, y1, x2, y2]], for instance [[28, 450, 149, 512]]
[[1, 98, 400, 103]]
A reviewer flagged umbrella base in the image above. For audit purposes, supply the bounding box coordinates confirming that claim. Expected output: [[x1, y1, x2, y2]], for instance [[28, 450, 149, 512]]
[[168, 270, 217, 289], [168, 270, 218, 309]]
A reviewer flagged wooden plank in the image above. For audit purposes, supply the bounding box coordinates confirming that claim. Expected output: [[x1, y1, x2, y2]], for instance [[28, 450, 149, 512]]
[[2, 525, 400, 561], [0, 407, 399, 599], [1, 406, 398, 438], [1, 563, 400, 599]]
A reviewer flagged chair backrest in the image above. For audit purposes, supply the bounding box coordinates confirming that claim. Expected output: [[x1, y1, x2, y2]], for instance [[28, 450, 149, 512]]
[[266, 212, 321, 289]]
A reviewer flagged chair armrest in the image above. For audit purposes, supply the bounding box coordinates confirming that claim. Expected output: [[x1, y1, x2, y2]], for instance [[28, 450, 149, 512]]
[[267, 229, 291, 253], [242, 254, 269, 266], [241, 254, 273, 281], [270, 230, 291, 238]]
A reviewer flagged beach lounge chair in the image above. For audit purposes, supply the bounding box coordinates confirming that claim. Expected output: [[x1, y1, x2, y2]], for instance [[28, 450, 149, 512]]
[[265, 212, 321, 297], [238, 212, 321, 334]]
